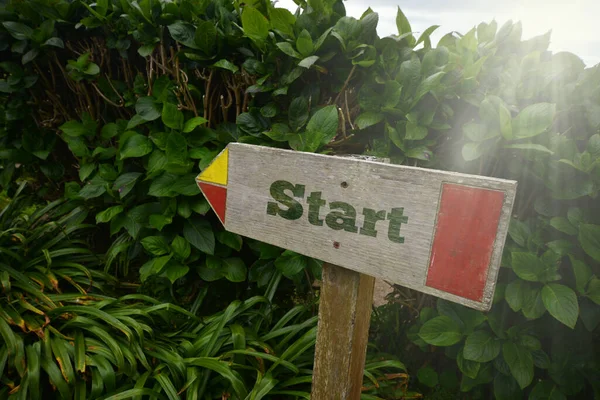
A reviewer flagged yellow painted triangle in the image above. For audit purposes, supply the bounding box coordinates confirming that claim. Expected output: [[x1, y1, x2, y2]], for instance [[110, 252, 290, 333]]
[[197, 148, 228, 186]]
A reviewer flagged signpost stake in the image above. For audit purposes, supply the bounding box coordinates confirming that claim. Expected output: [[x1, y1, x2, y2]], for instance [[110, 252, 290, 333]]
[[311, 263, 376, 400]]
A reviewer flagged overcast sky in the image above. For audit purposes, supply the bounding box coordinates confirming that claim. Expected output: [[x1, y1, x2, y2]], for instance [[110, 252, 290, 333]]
[[278, 0, 600, 67]]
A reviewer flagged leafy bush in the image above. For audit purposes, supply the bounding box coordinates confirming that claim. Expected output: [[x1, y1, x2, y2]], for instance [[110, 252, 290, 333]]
[[1, 0, 599, 399], [0, 189, 406, 399]]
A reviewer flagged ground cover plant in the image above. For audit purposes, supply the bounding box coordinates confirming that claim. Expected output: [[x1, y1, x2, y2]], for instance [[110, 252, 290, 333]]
[[0, 0, 599, 398]]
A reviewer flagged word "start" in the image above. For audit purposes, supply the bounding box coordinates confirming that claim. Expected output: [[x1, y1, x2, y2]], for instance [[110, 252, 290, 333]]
[[266, 180, 409, 243]]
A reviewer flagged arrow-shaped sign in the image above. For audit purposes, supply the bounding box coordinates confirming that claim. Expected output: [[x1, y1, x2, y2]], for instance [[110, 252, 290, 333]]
[[196, 143, 517, 311]]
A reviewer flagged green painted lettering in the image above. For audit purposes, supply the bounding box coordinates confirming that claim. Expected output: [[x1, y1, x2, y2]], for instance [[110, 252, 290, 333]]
[[325, 201, 358, 233], [360, 208, 387, 238], [307, 191, 326, 226], [266, 180, 305, 220], [265, 180, 408, 244], [387, 207, 408, 243]]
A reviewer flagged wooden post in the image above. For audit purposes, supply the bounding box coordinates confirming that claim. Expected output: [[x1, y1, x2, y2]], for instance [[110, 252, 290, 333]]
[[311, 263, 376, 400]]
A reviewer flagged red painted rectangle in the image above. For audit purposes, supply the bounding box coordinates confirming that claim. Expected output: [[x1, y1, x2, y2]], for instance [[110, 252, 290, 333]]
[[425, 183, 505, 301]]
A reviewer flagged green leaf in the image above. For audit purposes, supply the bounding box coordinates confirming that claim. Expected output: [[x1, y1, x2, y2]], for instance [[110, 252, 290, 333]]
[[223, 258, 247, 282], [96, 205, 124, 223], [120, 134, 153, 159], [578, 224, 600, 262], [529, 380, 567, 400], [166, 132, 188, 166], [502, 342, 533, 389], [550, 217, 577, 235], [148, 173, 197, 197], [242, 7, 269, 43], [569, 256, 592, 294], [417, 366, 438, 387], [212, 59, 239, 73], [138, 44, 155, 57], [463, 330, 501, 362], [274, 251, 307, 278], [198, 256, 224, 281], [296, 29, 313, 57], [586, 276, 600, 305], [141, 236, 170, 256], [463, 123, 498, 141], [505, 279, 528, 312], [184, 218, 214, 255], [85, 63, 100, 76], [418, 316, 463, 346], [79, 163, 96, 181], [405, 146, 433, 161], [195, 20, 217, 54], [298, 55, 319, 69], [436, 300, 485, 333], [113, 172, 142, 198], [60, 121, 87, 137], [511, 252, 546, 282], [139, 255, 172, 281], [395, 7, 414, 44], [416, 24, 440, 47], [3, 22, 33, 40], [276, 42, 301, 58], [168, 21, 198, 49], [162, 103, 184, 130], [217, 231, 243, 251], [499, 103, 513, 139], [462, 142, 484, 161], [457, 350, 480, 379], [541, 283, 579, 329], [587, 134, 600, 158], [288, 130, 322, 152], [101, 123, 119, 139], [508, 219, 530, 247], [149, 215, 172, 231], [522, 286, 546, 319], [413, 71, 445, 105], [270, 8, 296, 37], [513, 103, 556, 138], [22, 48, 39, 64], [136, 97, 161, 121], [355, 112, 383, 130], [288, 97, 309, 132], [405, 121, 428, 140], [79, 177, 107, 199], [126, 115, 146, 130], [305, 105, 338, 145], [493, 374, 521, 400], [164, 263, 189, 283], [579, 297, 600, 331], [191, 197, 211, 215], [171, 236, 191, 260], [183, 117, 208, 133]]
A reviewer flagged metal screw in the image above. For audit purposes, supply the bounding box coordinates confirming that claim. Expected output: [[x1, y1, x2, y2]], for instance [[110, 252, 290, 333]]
[[340, 181, 348, 188]]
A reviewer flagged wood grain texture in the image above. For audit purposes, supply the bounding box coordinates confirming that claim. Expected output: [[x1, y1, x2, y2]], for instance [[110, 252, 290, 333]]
[[311, 264, 375, 400], [223, 143, 517, 310]]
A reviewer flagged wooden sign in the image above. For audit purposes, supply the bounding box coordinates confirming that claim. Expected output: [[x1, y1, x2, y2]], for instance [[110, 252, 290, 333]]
[[196, 143, 517, 311]]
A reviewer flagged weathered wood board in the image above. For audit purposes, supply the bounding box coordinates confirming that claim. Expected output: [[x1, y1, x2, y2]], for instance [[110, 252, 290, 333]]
[[311, 264, 375, 400], [196, 143, 517, 311]]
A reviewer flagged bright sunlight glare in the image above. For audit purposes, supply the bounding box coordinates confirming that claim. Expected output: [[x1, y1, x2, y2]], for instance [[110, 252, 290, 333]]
[[277, 0, 600, 66]]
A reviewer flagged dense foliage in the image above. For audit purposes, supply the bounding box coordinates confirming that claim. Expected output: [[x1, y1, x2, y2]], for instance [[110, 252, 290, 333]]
[[0, 189, 407, 399], [0, 0, 599, 398]]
